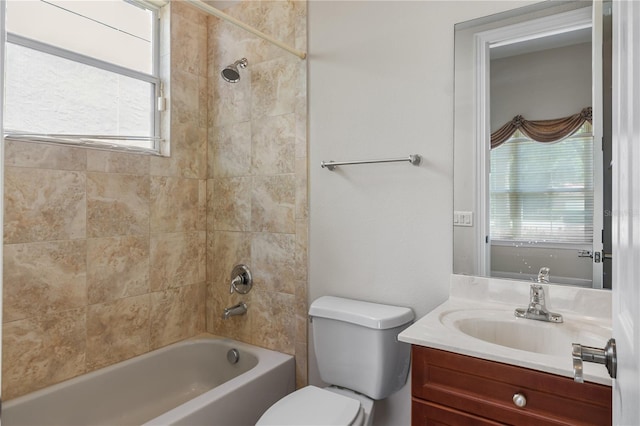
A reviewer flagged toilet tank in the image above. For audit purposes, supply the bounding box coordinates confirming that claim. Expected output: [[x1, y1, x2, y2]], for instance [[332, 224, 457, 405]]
[[309, 296, 414, 400]]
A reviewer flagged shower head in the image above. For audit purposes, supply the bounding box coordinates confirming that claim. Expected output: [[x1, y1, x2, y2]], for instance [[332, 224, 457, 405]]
[[221, 58, 248, 83]]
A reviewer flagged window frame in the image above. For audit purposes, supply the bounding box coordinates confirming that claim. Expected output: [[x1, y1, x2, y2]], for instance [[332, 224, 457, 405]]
[[4, 0, 164, 154]]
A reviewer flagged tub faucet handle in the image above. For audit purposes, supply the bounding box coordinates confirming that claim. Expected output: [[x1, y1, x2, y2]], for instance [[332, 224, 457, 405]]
[[230, 275, 243, 294], [230, 264, 253, 294]]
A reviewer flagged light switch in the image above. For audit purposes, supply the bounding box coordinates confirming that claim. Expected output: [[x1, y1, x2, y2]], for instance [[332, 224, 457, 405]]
[[454, 211, 473, 227]]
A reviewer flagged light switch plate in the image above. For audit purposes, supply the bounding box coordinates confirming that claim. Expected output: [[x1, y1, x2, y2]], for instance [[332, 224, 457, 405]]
[[454, 211, 473, 227]]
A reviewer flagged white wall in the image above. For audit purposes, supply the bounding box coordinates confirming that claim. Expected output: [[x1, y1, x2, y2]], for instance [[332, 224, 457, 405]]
[[490, 42, 592, 131], [308, 1, 539, 425]]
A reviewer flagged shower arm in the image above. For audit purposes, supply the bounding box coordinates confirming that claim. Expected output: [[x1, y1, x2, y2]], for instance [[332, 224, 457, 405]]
[[184, 0, 306, 60]]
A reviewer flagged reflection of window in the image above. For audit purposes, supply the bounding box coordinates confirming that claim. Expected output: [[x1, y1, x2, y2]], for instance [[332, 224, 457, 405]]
[[4, 0, 164, 153], [490, 122, 593, 244]]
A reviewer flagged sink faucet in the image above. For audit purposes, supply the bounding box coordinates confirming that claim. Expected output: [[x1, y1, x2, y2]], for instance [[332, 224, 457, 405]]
[[223, 302, 247, 320], [515, 284, 563, 323]]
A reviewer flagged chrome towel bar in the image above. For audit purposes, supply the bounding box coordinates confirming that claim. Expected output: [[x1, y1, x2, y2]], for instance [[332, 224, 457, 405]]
[[321, 154, 422, 171]]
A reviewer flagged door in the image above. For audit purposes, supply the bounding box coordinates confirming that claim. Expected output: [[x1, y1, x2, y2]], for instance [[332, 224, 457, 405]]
[[611, 0, 640, 423]]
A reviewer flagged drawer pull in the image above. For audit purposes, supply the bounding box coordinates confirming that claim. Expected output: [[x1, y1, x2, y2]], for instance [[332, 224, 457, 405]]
[[512, 393, 527, 408]]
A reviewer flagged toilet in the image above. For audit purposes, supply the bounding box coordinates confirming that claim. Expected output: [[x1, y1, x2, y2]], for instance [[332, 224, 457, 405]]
[[257, 296, 414, 426]]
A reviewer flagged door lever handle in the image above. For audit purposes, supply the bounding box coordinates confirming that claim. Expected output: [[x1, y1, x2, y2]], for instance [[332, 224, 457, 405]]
[[572, 338, 617, 383]]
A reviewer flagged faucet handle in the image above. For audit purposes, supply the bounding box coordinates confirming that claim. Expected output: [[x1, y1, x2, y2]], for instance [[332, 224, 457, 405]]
[[230, 264, 253, 294], [537, 267, 550, 283]]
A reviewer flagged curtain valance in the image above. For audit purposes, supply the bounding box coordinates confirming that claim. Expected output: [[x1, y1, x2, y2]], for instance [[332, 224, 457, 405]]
[[491, 107, 592, 149]]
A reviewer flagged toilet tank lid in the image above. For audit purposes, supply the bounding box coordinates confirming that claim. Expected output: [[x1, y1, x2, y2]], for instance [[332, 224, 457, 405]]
[[309, 296, 414, 330]]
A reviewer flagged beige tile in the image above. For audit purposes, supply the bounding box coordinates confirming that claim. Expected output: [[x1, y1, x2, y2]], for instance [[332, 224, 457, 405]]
[[150, 283, 206, 349], [87, 236, 150, 305], [171, 0, 207, 27], [206, 233, 215, 286], [252, 175, 296, 233], [252, 291, 295, 355], [251, 58, 297, 119], [251, 232, 296, 294], [208, 3, 269, 73], [258, 1, 296, 60], [5, 140, 86, 171], [150, 124, 207, 179], [198, 179, 208, 231], [295, 219, 308, 281], [86, 295, 150, 370], [295, 98, 308, 159], [294, 0, 307, 52], [295, 340, 308, 389], [150, 232, 206, 291], [86, 150, 150, 175], [150, 176, 200, 232], [87, 172, 150, 238], [211, 121, 252, 178], [2, 309, 86, 400], [199, 76, 208, 130], [209, 231, 252, 285], [295, 157, 309, 221], [171, 13, 207, 78], [295, 279, 309, 324], [207, 179, 215, 232], [206, 280, 253, 342], [295, 279, 308, 374], [252, 114, 295, 175], [171, 68, 200, 126], [4, 240, 86, 322], [211, 177, 252, 231], [209, 65, 251, 128], [4, 167, 86, 244]]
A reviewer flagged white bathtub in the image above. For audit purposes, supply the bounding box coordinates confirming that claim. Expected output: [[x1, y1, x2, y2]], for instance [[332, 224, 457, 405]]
[[3, 335, 295, 426]]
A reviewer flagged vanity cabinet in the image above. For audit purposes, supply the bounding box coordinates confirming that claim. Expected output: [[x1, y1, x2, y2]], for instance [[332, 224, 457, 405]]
[[411, 346, 612, 426]]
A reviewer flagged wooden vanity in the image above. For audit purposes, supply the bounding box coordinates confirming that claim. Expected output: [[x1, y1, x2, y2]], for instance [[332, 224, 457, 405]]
[[411, 346, 612, 426]]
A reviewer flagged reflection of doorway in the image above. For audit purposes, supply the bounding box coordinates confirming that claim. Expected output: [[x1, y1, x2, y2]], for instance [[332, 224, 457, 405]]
[[473, 6, 609, 288]]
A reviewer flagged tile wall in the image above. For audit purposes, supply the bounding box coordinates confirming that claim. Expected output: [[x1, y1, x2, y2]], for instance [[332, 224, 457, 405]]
[[205, 1, 308, 389], [3, 2, 208, 400], [3, 0, 308, 399]]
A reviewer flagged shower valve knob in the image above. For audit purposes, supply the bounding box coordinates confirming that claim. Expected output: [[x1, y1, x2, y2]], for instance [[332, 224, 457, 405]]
[[229, 264, 253, 294]]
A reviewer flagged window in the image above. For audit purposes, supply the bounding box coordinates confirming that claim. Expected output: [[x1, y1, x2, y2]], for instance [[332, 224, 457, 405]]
[[490, 122, 594, 244], [4, 0, 165, 153]]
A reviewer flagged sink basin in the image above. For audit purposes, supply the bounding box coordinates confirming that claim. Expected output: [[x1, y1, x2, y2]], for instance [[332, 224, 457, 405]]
[[440, 309, 611, 357]]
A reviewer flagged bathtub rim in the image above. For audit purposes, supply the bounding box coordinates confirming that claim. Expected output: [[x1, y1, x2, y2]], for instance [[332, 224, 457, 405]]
[[3, 333, 295, 418]]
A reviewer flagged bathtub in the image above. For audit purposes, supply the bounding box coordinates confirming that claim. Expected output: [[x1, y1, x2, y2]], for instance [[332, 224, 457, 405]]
[[3, 335, 295, 426]]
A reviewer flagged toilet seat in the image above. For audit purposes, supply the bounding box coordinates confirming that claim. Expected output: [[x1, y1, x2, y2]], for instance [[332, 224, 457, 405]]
[[256, 385, 362, 426]]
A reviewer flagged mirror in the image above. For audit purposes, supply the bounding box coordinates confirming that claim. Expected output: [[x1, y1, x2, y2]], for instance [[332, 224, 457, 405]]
[[453, 1, 612, 289]]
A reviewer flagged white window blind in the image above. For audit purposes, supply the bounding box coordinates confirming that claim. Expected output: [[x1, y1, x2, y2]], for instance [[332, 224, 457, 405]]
[[490, 122, 594, 244]]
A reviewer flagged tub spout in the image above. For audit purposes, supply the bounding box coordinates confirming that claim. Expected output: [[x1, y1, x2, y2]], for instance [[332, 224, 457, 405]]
[[223, 302, 247, 320]]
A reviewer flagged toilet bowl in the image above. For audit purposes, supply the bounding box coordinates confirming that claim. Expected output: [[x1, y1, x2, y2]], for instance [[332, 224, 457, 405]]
[[256, 296, 414, 426]]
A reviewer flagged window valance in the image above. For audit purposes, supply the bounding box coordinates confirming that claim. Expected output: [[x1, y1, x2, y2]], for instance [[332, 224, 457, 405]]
[[491, 107, 592, 149]]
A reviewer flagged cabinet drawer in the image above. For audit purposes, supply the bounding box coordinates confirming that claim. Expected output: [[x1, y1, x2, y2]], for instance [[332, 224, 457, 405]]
[[412, 346, 611, 426], [412, 399, 503, 426]]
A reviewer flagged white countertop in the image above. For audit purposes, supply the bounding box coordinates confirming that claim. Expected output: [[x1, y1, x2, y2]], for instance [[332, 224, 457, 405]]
[[398, 274, 613, 386]]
